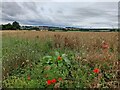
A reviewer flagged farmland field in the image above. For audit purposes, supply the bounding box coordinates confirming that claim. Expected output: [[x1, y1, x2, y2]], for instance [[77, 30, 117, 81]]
[[1, 30, 120, 88]]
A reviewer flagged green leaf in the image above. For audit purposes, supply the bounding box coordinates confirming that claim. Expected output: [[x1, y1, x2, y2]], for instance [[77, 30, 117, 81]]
[[62, 54, 71, 65], [43, 56, 52, 60], [58, 63, 63, 67], [55, 51, 60, 57]]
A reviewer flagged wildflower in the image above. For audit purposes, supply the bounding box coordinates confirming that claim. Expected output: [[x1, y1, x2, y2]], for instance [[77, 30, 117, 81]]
[[3, 67, 5, 71], [57, 56, 62, 60], [22, 62, 25, 65], [93, 68, 100, 74], [27, 75, 31, 80], [26, 60, 29, 63], [47, 80, 51, 85], [54, 83, 60, 88], [102, 42, 109, 49], [58, 78, 62, 81], [51, 79, 57, 83], [30, 63, 32, 68]]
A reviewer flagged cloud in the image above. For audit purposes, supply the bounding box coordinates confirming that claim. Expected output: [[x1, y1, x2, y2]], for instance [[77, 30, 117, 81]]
[[1, 2, 118, 28], [2, 0, 120, 2]]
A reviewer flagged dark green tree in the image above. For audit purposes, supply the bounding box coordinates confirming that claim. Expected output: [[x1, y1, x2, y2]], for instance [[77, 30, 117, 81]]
[[12, 21, 20, 30], [2, 23, 13, 30], [31, 27, 39, 31]]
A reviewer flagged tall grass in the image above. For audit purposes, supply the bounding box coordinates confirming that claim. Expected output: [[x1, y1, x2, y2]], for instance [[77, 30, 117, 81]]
[[2, 31, 119, 88]]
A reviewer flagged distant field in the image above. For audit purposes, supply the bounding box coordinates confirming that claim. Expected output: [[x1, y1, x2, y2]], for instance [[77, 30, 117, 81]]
[[2, 30, 120, 88]]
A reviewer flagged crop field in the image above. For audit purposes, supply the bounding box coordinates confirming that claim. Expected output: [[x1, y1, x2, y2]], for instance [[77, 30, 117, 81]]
[[1, 30, 120, 88]]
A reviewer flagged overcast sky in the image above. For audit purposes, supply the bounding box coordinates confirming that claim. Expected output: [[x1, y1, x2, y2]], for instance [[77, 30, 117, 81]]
[[1, 0, 119, 28]]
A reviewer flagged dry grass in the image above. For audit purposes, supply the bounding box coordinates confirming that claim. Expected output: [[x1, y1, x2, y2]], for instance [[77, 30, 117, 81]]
[[2, 30, 118, 50], [2, 30, 119, 69]]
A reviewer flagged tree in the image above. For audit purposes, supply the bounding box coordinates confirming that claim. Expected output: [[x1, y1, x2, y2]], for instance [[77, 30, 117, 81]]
[[2, 23, 13, 30], [12, 21, 20, 30], [31, 27, 39, 31]]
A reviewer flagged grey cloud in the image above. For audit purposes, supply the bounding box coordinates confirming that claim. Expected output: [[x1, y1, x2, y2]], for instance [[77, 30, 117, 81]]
[[21, 2, 39, 14], [2, 2, 24, 17], [1, 2, 118, 28]]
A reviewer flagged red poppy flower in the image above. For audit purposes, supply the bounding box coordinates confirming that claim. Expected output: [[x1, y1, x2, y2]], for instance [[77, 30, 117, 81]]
[[93, 68, 100, 74], [58, 56, 62, 60], [51, 79, 57, 83], [58, 78, 62, 81], [27, 75, 31, 80], [47, 80, 51, 85]]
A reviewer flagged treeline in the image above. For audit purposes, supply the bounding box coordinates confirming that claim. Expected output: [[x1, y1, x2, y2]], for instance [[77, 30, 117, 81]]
[[0, 21, 119, 32], [1, 21, 20, 30], [78, 28, 119, 32]]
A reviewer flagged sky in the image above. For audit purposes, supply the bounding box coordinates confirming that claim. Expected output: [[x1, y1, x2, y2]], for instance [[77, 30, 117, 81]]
[[0, 0, 119, 28]]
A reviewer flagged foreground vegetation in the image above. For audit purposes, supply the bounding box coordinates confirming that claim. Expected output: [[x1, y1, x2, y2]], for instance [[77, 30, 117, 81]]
[[2, 31, 120, 88]]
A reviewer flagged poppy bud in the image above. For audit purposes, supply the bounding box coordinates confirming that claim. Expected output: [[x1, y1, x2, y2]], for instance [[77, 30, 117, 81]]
[[57, 56, 62, 60], [27, 75, 31, 80]]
